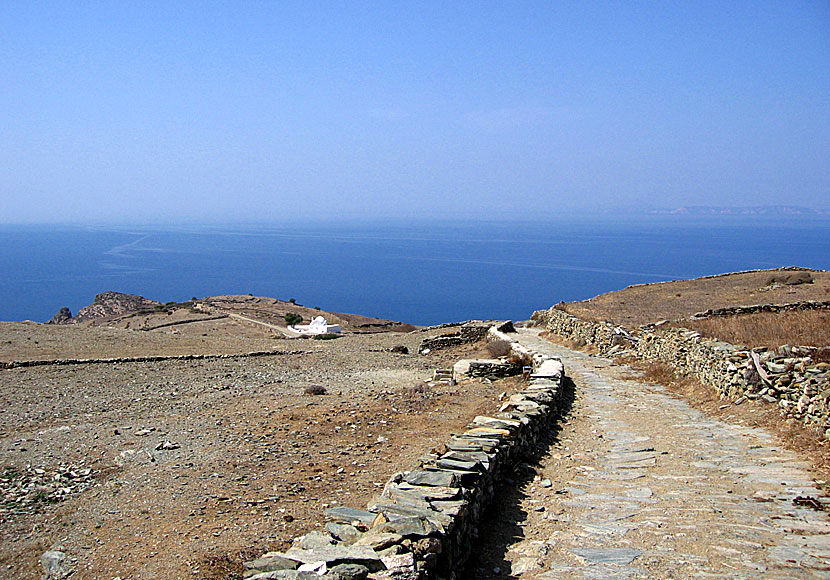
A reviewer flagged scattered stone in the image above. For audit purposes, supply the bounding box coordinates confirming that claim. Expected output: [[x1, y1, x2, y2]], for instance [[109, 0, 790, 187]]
[[244, 329, 567, 580], [40, 550, 67, 579]]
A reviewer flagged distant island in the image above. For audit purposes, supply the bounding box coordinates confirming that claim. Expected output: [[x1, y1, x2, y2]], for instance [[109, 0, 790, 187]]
[[648, 205, 829, 216]]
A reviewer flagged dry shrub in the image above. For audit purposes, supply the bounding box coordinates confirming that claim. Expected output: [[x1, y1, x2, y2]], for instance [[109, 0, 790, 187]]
[[671, 309, 830, 349], [540, 331, 590, 352], [508, 350, 532, 367], [303, 385, 327, 395], [486, 339, 512, 358], [637, 360, 681, 388]]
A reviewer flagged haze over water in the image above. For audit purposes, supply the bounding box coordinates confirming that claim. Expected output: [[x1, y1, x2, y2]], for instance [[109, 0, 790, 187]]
[[3, 215, 829, 326]]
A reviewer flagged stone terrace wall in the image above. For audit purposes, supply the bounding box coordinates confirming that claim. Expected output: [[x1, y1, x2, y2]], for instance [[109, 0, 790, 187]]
[[242, 330, 566, 580], [687, 300, 830, 320], [532, 307, 830, 439]]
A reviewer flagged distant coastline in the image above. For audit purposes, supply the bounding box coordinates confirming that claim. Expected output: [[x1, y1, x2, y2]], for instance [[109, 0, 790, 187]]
[[647, 205, 830, 216]]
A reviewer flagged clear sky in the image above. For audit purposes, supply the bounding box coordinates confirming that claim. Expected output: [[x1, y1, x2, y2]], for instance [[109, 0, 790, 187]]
[[2, 1, 828, 223]]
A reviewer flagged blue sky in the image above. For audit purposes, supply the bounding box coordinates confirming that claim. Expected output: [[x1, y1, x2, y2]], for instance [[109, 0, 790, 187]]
[[2, 1, 828, 223]]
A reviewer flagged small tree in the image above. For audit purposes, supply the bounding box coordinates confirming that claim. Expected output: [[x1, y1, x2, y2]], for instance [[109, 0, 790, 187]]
[[284, 312, 303, 326]]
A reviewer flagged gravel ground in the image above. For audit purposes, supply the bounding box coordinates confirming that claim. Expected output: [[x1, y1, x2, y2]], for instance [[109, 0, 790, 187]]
[[0, 326, 519, 579]]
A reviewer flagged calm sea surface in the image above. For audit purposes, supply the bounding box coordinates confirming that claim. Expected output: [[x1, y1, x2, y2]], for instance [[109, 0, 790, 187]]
[[2, 216, 829, 325]]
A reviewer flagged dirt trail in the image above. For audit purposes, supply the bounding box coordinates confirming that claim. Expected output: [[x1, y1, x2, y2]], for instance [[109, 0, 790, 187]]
[[225, 313, 302, 337], [474, 329, 830, 579]]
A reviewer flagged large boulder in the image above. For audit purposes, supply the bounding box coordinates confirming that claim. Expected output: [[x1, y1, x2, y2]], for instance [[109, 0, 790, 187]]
[[71, 291, 162, 323]]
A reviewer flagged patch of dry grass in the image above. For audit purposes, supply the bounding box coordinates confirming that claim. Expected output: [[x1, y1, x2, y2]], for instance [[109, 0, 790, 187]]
[[485, 339, 512, 358], [669, 309, 830, 348], [539, 330, 592, 353], [560, 268, 830, 327]]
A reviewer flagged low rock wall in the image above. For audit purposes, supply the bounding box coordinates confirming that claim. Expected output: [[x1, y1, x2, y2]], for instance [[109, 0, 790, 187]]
[[687, 300, 830, 320], [418, 324, 491, 354], [532, 307, 830, 439], [0, 349, 311, 370], [243, 329, 566, 580]]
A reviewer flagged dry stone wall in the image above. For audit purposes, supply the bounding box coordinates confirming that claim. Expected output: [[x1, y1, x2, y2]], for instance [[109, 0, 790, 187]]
[[417, 324, 491, 354], [242, 327, 566, 580], [532, 307, 830, 439], [0, 349, 310, 370], [686, 300, 830, 320]]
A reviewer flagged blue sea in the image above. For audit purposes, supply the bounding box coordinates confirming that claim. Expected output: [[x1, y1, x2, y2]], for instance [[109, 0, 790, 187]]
[[2, 216, 829, 325]]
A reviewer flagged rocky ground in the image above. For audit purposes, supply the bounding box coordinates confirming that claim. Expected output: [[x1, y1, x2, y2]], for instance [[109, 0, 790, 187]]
[[475, 331, 830, 579], [0, 324, 521, 579]]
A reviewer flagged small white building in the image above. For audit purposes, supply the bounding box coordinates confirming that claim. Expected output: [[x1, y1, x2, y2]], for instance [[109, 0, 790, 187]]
[[290, 315, 342, 335]]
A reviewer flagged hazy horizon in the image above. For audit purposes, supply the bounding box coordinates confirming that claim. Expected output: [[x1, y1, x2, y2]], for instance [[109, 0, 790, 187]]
[[3, 2, 829, 223]]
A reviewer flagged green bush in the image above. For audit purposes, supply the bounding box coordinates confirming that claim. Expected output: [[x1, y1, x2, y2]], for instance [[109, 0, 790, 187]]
[[312, 333, 341, 340], [284, 312, 303, 326]]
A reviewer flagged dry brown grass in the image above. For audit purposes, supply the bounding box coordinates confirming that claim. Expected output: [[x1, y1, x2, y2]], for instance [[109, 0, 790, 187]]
[[669, 309, 830, 348], [539, 330, 592, 353], [560, 268, 830, 327]]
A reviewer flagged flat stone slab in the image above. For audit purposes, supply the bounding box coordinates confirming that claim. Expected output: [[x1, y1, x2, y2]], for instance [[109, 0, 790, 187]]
[[282, 545, 382, 569], [403, 470, 459, 487], [611, 457, 656, 469], [580, 522, 633, 537], [324, 506, 377, 525], [463, 426, 511, 438], [569, 547, 643, 566]]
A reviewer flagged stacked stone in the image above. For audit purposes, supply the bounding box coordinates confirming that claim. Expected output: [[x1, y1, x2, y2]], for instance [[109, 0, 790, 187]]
[[418, 324, 492, 354], [533, 306, 830, 439], [466, 361, 517, 378], [0, 349, 307, 370], [688, 300, 830, 320], [242, 335, 566, 580]]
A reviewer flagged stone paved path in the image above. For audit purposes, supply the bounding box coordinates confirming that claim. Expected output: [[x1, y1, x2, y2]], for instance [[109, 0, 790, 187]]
[[476, 329, 830, 579]]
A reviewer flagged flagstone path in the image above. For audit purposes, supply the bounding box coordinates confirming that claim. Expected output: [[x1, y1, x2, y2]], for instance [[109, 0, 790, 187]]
[[474, 329, 830, 579]]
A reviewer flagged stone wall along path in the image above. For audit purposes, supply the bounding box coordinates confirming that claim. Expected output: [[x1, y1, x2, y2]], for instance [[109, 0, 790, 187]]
[[475, 329, 830, 579]]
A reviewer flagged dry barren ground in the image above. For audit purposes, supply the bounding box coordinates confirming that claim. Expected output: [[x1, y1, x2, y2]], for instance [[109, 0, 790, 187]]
[[0, 325, 520, 579], [562, 268, 830, 327]]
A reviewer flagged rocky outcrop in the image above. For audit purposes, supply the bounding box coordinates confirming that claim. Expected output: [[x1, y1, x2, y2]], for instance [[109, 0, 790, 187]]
[[532, 306, 830, 439], [46, 307, 72, 324], [69, 291, 161, 323]]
